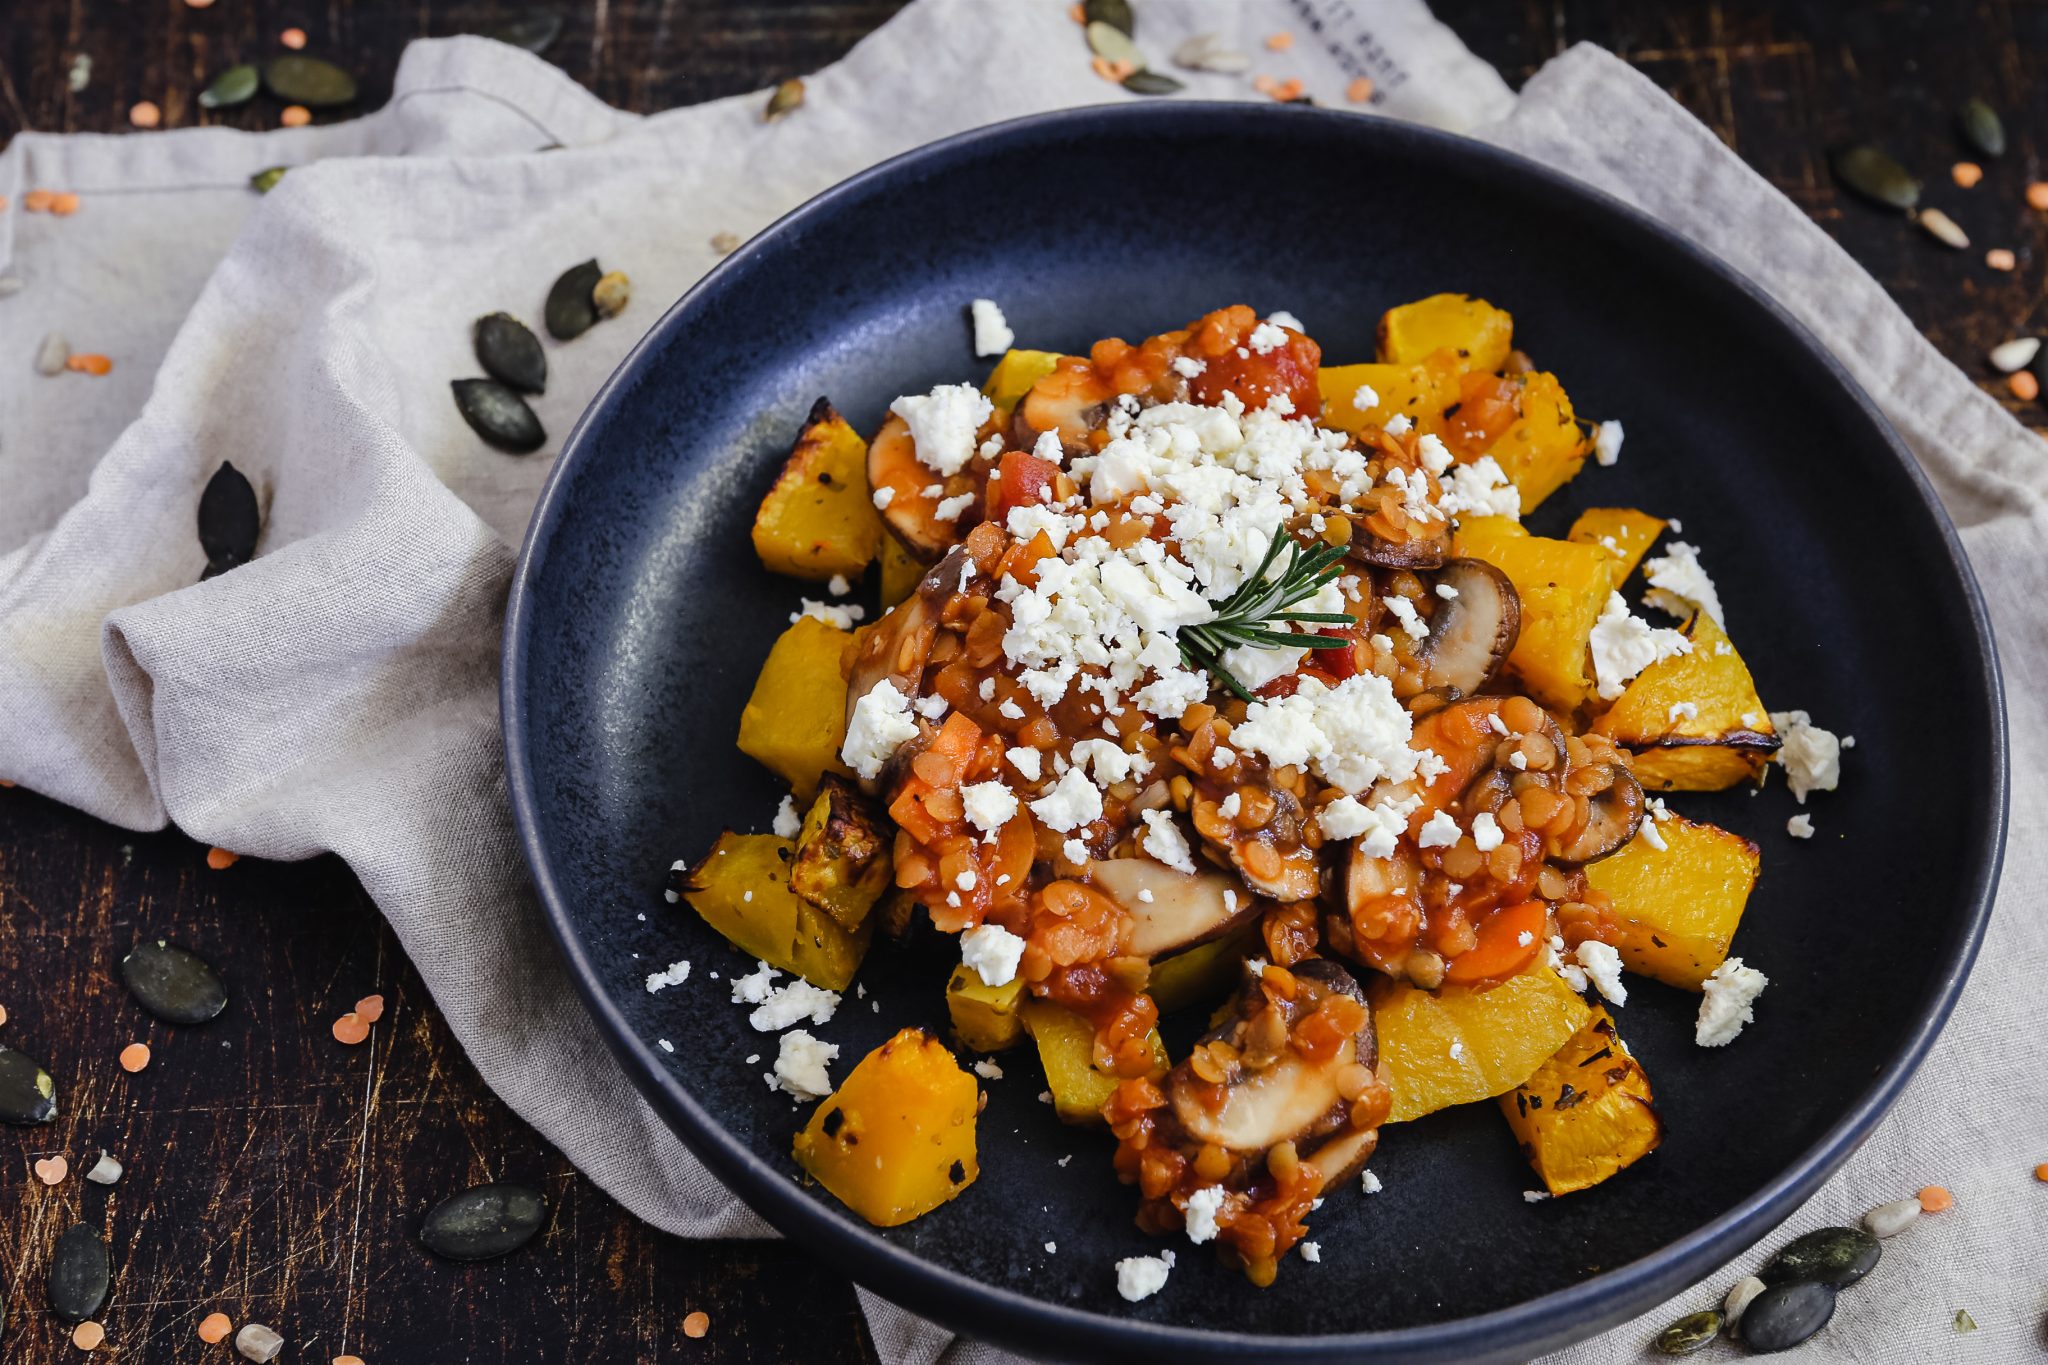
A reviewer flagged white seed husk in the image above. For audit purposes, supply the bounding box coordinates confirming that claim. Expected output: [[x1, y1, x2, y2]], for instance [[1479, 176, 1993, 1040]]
[[34, 333, 70, 376], [1917, 206, 1970, 249], [1172, 33, 1251, 74], [1722, 1275, 1767, 1337], [1989, 336, 2040, 372], [84, 1150, 123, 1185], [235, 1323, 285, 1362], [1862, 1195, 1922, 1238]]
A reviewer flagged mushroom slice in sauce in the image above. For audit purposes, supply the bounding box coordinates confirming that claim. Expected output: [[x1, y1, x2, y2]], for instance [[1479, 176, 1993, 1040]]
[[1344, 524, 1448, 572], [1390, 559, 1520, 697], [865, 415, 980, 559], [1549, 761, 1645, 865], [843, 541, 988, 795], [1088, 858, 1259, 961], [1189, 786, 1322, 902]]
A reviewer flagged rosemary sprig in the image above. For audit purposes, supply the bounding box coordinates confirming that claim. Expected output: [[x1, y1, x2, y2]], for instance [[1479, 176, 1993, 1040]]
[[1178, 526, 1353, 701]]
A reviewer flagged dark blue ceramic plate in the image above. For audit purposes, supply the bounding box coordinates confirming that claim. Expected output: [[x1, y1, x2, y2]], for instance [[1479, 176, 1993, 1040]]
[[503, 105, 2004, 1363]]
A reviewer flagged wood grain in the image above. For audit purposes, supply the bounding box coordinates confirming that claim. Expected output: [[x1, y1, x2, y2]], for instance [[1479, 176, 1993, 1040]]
[[0, 2, 2038, 1360]]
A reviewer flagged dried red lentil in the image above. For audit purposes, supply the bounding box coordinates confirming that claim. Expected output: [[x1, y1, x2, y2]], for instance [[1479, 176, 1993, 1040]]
[[50, 192, 80, 216], [683, 1311, 710, 1339], [332, 1013, 370, 1045], [130, 101, 161, 129], [197, 1313, 234, 1344], [1986, 248, 2017, 271], [2029, 183, 2048, 211], [2008, 370, 2039, 401], [1918, 1184, 1954, 1212], [1347, 76, 1375, 103], [35, 1155, 69, 1185], [281, 105, 313, 128], [354, 993, 386, 1024], [1951, 161, 1983, 188], [66, 354, 112, 376], [333, 1355, 367, 1365], [0, 1004, 8, 1025], [119, 1042, 151, 1073], [1266, 31, 1295, 50], [72, 1321, 105, 1351], [24, 189, 55, 212], [281, 27, 308, 49], [1090, 56, 1136, 83], [206, 846, 239, 870]]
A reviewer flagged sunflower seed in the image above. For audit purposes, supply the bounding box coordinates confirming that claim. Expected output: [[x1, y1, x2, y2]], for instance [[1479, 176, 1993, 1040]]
[[1084, 0, 1134, 36], [196, 464, 260, 578], [1739, 1281, 1836, 1352], [0, 1045, 57, 1125], [84, 1151, 123, 1185], [235, 1323, 285, 1362], [34, 332, 71, 377], [1122, 70, 1185, 96], [1652, 1309, 1721, 1355], [199, 63, 259, 110], [420, 1183, 549, 1260], [1862, 1196, 1922, 1238], [1832, 145, 1920, 211], [1759, 1226, 1880, 1288], [484, 9, 564, 54], [765, 78, 805, 122], [121, 940, 230, 1024], [473, 313, 546, 394], [1085, 20, 1142, 68], [262, 55, 357, 108], [452, 380, 545, 453], [544, 259, 601, 340], [1917, 207, 1970, 248], [592, 270, 631, 319], [1723, 1275, 1767, 1337], [249, 166, 288, 194], [1989, 337, 2040, 372], [1172, 33, 1250, 75], [1959, 98, 2005, 158], [47, 1224, 109, 1323], [67, 54, 92, 94]]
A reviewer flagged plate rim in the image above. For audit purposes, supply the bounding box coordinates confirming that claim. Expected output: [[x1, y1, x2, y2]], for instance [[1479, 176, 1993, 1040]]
[[501, 101, 2007, 1363]]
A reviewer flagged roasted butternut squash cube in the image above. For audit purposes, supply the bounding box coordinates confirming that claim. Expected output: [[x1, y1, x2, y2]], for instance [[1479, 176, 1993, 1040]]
[[1372, 967, 1594, 1123], [1584, 814, 1760, 990], [879, 533, 924, 608], [682, 832, 870, 990], [1148, 921, 1260, 1016], [1568, 507, 1667, 583], [1316, 351, 1462, 437], [1021, 999, 1169, 1125], [982, 348, 1064, 417], [1451, 517, 1614, 711], [751, 399, 884, 581], [1593, 612, 1779, 790], [947, 964, 1028, 1053], [1482, 372, 1589, 514], [1377, 293, 1515, 374], [1499, 1007, 1662, 1196], [792, 1028, 979, 1227], [737, 616, 855, 800], [788, 776, 891, 931]]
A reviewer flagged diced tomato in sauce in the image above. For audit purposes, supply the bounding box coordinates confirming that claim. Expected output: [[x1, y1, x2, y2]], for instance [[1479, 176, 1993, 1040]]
[[991, 450, 1060, 521]]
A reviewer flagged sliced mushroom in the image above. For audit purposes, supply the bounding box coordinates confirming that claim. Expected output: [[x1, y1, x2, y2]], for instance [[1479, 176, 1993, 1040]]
[[1303, 1123, 1379, 1194], [1189, 787, 1321, 902], [865, 414, 976, 559], [1014, 359, 1112, 454], [1345, 524, 1448, 571], [843, 553, 963, 795], [1088, 857, 1259, 960], [1550, 763, 1645, 865], [1393, 559, 1519, 696], [1326, 840, 1426, 980]]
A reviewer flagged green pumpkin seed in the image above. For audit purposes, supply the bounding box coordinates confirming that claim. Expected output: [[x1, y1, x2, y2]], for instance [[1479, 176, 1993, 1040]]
[[198, 63, 260, 110], [1084, 0, 1134, 36], [484, 9, 565, 54], [1652, 1309, 1721, 1355], [591, 271, 631, 319], [120, 940, 230, 1024], [544, 259, 602, 340], [1959, 98, 2005, 158], [1831, 145, 1920, 211], [249, 166, 288, 194], [1740, 1281, 1835, 1352], [1954, 1308, 1978, 1333], [1759, 1226, 1880, 1288], [47, 1224, 109, 1323], [1122, 69, 1185, 96], [473, 313, 547, 394], [0, 1045, 57, 1125], [452, 380, 545, 454], [764, 78, 805, 122], [262, 55, 358, 108], [420, 1183, 549, 1260], [1086, 20, 1142, 68]]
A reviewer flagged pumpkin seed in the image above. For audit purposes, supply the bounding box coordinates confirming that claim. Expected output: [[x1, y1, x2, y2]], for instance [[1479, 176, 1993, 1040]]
[[1916, 207, 1969, 249], [1652, 1309, 1721, 1355], [262, 55, 358, 108], [1740, 1281, 1835, 1353], [1122, 70, 1185, 96], [47, 1223, 110, 1323], [1954, 1307, 1978, 1333], [1759, 1226, 1880, 1288], [484, 9, 565, 54], [473, 313, 546, 394], [420, 1182, 549, 1260], [235, 1323, 285, 1362], [199, 63, 259, 110], [1723, 1274, 1767, 1337], [1172, 33, 1250, 74], [1862, 1196, 1921, 1238], [196, 464, 260, 579], [1085, 20, 1142, 68], [249, 166, 288, 194], [452, 380, 545, 453], [1989, 337, 2040, 373], [1083, 0, 1134, 37], [121, 940, 229, 1024], [0, 1045, 57, 1125], [1832, 145, 1921, 211], [34, 332, 71, 377], [1959, 98, 2005, 158], [591, 270, 631, 319], [544, 259, 601, 340], [764, 78, 805, 122]]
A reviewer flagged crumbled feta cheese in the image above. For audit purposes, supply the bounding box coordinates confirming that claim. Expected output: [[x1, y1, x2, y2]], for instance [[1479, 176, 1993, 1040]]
[[826, 573, 851, 597], [970, 298, 1015, 357], [1115, 1250, 1175, 1302], [1381, 413, 1415, 439], [790, 598, 866, 630], [1183, 1185, 1225, 1244], [1172, 355, 1207, 378], [1416, 810, 1462, 849], [1218, 641, 1309, 692], [962, 780, 1020, 835], [1593, 419, 1624, 467], [1384, 594, 1429, 641], [1588, 593, 1693, 700], [890, 382, 993, 477], [1316, 794, 1370, 839], [657, 1038, 675, 1053], [1787, 813, 1815, 839], [978, 677, 998, 702], [1045, 1240, 1058, 1252], [1005, 746, 1043, 781], [973, 1058, 1004, 1081], [1030, 767, 1103, 832], [960, 923, 1027, 988], [1071, 737, 1147, 785], [841, 681, 919, 780], [769, 1030, 838, 1098], [1668, 700, 1699, 724], [749, 979, 840, 1031], [1248, 321, 1288, 354], [1696, 958, 1768, 1047], [1546, 934, 1588, 992], [914, 692, 950, 721], [1435, 583, 1460, 601], [644, 959, 691, 993], [1469, 811, 1503, 853], [1267, 309, 1304, 332], [1062, 837, 1090, 864], [871, 486, 896, 510], [934, 492, 977, 522], [1644, 541, 1725, 626], [955, 869, 978, 891], [771, 794, 802, 840], [1231, 675, 1424, 794], [1352, 384, 1381, 412], [1770, 710, 1842, 803], [1523, 1190, 1551, 1203], [730, 961, 781, 1005], [1574, 940, 1627, 1006], [1449, 1040, 1465, 1060], [998, 698, 1027, 721], [1436, 455, 1520, 520], [1299, 1241, 1322, 1263], [1361, 1170, 1383, 1195], [1140, 810, 1198, 874]]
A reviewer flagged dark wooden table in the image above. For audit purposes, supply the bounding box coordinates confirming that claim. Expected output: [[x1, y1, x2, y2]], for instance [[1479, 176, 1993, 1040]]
[[1, 3, 2038, 1360]]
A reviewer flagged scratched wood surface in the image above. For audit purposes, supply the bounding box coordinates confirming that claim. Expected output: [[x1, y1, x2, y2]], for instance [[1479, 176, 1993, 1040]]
[[0, 2, 2039, 1361]]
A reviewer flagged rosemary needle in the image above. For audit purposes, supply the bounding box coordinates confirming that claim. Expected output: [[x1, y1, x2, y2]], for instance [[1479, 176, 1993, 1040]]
[[1178, 526, 1352, 701]]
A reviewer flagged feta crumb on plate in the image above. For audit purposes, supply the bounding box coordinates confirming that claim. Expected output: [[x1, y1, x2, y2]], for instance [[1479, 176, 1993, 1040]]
[[970, 298, 1015, 357], [644, 959, 691, 993], [1361, 1170, 1383, 1195], [1300, 1241, 1322, 1263], [748, 979, 839, 1032], [1523, 1190, 1551, 1203], [1115, 1250, 1176, 1302], [1183, 1185, 1225, 1244], [973, 1058, 1004, 1081], [1643, 541, 1725, 627], [1593, 419, 1624, 466], [730, 961, 781, 1005], [1787, 813, 1815, 839], [1696, 957, 1768, 1047], [771, 794, 802, 839], [768, 1030, 838, 1098], [1770, 709, 1843, 803], [1574, 940, 1627, 1006], [789, 598, 865, 630]]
